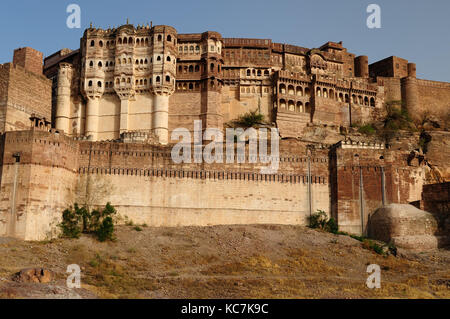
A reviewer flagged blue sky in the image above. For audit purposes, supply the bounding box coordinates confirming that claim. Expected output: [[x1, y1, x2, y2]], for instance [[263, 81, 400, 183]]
[[0, 0, 449, 82]]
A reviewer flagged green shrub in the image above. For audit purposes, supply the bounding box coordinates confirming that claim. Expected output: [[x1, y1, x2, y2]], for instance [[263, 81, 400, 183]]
[[96, 217, 115, 242], [358, 124, 376, 135], [59, 202, 117, 242], [231, 110, 265, 128], [134, 226, 143, 232], [59, 206, 82, 238], [309, 210, 338, 234]]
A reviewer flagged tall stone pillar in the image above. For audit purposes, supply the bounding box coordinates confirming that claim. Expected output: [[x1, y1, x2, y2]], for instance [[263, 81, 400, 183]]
[[120, 98, 130, 134], [55, 63, 73, 134], [152, 94, 170, 144], [85, 97, 100, 140], [401, 63, 419, 121]]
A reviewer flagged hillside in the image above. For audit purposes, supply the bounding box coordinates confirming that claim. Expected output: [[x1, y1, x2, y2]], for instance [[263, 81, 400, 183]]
[[0, 225, 449, 299]]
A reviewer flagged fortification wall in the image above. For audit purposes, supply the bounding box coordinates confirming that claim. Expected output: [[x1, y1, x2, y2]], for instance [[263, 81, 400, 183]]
[[332, 142, 425, 235], [76, 139, 331, 228], [416, 79, 450, 127], [0, 130, 79, 240], [0, 64, 52, 132]]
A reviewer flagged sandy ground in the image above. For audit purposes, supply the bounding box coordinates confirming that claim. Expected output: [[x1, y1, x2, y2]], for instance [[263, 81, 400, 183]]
[[0, 225, 449, 299]]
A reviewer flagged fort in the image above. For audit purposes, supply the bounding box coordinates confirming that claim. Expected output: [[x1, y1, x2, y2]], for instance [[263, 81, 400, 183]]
[[0, 23, 448, 243]]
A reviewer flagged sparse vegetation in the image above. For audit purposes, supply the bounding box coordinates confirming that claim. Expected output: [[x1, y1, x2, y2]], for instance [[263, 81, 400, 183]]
[[309, 210, 338, 234], [308, 210, 396, 256], [230, 110, 266, 128], [358, 123, 376, 135], [59, 203, 117, 242]]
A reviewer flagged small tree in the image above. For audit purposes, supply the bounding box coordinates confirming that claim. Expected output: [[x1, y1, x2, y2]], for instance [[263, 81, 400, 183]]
[[59, 202, 117, 242]]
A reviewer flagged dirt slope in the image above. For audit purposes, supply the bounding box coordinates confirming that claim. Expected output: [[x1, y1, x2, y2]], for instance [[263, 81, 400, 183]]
[[0, 225, 449, 299]]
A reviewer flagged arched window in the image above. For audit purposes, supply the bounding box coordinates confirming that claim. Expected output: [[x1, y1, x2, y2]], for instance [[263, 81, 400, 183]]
[[90, 40, 95, 47], [247, 69, 251, 76], [144, 59, 148, 64], [195, 46, 200, 52], [323, 88, 328, 98], [89, 61, 94, 68], [135, 59, 139, 65], [140, 59, 144, 65], [370, 97, 375, 107], [167, 56, 171, 62], [128, 37, 133, 44], [136, 39, 140, 46], [305, 88, 311, 97], [189, 65, 193, 73], [305, 102, 311, 113], [127, 78, 131, 84], [279, 99, 286, 109], [288, 100, 295, 111], [144, 79, 147, 85], [210, 63, 214, 72], [118, 38, 122, 45], [288, 85, 295, 95], [316, 87, 321, 97], [264, 70, 269, 76], [257, 70, 261, 76], [116, 78, 120, 85], [98, 61, 102, 68], [190, 46, 194, 53], [195, 65, 199, 72], [140, 79, 143, 85], [123, 38, 127, 44], [88, 80, 93, 87], [352, 94, 357, 104], [189, 83, 193, 90], [167, 35, 172, 42], [166, 75, 171, 82], [105, 62, 109, 67], [157, 34, 162, 41], [297, 101, 303, 113], [157, 56, 161, 61], [296, 87, 303, 96], [156, 76, 161, 83], [122, 58, 126, 64]]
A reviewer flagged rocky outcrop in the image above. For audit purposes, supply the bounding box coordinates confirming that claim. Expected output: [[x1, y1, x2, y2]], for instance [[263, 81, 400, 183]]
[[13, 268, 53, 284], [368, 204, 441, 251]]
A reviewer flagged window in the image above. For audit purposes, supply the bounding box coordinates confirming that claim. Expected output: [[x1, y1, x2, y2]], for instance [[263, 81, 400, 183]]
[[156, 76, 161, 83], [90, 40, 95, 47], [99, 41, 103, 48], [166, 76, 170, 82], [158, 35, 162, 41], [167, 56, 171, 62], [88, 81, 93, 87], [167, 35, 172, 42]]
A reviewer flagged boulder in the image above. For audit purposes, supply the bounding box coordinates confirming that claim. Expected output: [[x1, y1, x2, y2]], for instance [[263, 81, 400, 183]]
[[368, 204, 439, 251], [13, 268, 53, 284]]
